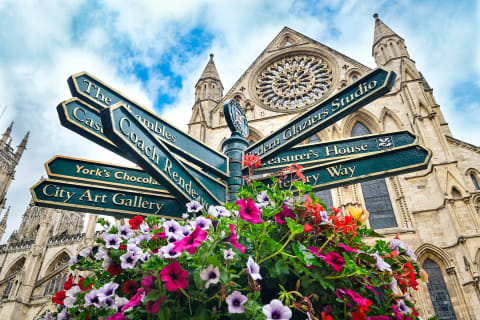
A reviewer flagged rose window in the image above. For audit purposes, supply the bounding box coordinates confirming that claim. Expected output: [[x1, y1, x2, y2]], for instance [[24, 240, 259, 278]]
[[255, 54, 334, 112]]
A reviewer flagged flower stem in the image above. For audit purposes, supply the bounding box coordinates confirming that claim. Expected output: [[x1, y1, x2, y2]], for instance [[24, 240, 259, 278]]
[[318, 234, 335, 252], [259, 232, 293, 264]]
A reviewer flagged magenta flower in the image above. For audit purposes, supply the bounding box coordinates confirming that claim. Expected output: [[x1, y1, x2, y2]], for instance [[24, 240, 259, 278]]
[[141, 276, 157, 294], [338, 243, 357, 253], [159, 261, 189, 292], [147, 296, 166, 314], [309, 246, 326, 259], [173, 226, 207, 255], [236, 198, 264, 224], [273, 205, 296, 224], [121, 288, 144, 312], [324, 252, 345, 272], [391, 305, 404, 320], [107, 313, 127, 320], [336, 288, 372, 308], [228, 224, 245, 254]]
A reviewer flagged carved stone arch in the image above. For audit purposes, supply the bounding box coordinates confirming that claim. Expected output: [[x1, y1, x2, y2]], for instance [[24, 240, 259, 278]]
[[342, 110, 381, 138], [217, 137, 227, 153], [279, 33, 298, 47], [231, 92, 246, 105], [465, 168, 480, 191], [345, 68, 362, 83], [415, 243, 453, 268], [246, 126, 263, 145], [4, 256, 26, 278], [244, 99, 255, 111], [330, 124, 341, 141], [445, 170, 468, 198], [379, 107, 404, 131], [475, 248, 480, 273], [44, 249, 72, 276]]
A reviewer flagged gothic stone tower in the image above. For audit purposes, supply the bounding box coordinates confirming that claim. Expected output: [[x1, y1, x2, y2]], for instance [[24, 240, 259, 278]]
[[0, 123, 28, 212], [188, 15, 480, 319]]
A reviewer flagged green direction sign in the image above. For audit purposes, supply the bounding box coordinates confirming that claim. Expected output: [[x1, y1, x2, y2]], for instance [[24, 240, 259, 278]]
[[68, 72, 228, 179], [57, 98, 226, 203], [245, 68, 396, 162], [251, 131, 416, 174], [31, 179, 185, 219], [45, 155, 169, 194], [101, 103, 224, 211], [257, 144, 431, 191]]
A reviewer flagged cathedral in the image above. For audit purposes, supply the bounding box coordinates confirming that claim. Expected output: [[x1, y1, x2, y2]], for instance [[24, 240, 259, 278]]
[[0, 14, 479, 319]]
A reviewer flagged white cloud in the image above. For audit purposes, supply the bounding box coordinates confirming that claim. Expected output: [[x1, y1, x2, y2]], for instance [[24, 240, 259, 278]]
[[0, 0, 478, 242]]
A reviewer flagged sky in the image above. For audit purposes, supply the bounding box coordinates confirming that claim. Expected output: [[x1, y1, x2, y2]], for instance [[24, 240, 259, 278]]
[[0, 0, 478, 242]]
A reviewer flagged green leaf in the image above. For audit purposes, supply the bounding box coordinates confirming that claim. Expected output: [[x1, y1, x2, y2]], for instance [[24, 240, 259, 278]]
[[146, 289, 161, 302]]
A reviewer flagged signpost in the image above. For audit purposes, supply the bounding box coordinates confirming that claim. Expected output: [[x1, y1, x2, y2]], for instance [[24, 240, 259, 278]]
[[101, 103, 224, 211], [45, 155, 168, 194], [31, 66, 432, 220], [57, 98, 226, 203], [257, 144, 431, 191], [68, 72, 229, 179], [31, 179, 184, 219], [244, 68, 396, 163], [251, 131, 417, 174]]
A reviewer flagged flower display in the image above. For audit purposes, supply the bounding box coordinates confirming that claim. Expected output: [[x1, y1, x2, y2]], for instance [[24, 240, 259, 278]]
[[41, 161, 427, 320]]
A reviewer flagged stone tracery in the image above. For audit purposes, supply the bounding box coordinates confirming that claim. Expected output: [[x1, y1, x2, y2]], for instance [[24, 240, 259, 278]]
[[255, 54, 334, 112]]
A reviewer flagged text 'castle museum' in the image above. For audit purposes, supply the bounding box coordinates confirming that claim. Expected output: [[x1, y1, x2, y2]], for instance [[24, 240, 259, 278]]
[[0, 15, 480, 320]]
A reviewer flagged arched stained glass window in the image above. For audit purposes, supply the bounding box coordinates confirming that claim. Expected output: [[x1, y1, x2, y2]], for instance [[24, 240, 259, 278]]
[[308, 134, 321, 143], [351, 122, 397, 229], [471, 174, 480, 190], [423, 259, 457, 320], [351, 121, 370, 137]]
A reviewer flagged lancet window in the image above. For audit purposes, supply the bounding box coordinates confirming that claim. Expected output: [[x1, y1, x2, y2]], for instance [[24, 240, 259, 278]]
[[351, 122, 397, 229], [423, 259, 457, 319]]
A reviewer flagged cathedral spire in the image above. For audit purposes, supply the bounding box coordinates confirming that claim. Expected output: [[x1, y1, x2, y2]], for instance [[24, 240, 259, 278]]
[[197, 53, 222, 84], [0, 206, 10, 240], [1, 121, 13, 146], [194, 53, 223, 102], [373, 13, 402, 47], [16, 131, 29, 161], [372, 13, 410, 66]]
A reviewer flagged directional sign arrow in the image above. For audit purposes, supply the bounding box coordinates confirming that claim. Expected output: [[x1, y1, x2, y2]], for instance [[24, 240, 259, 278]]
[[31, 179, 185, 219], [250, 131, 416, 174], [57, 98, 226, 203], [257, 144, 431, 191], [45, 155, 169, 194], [245, 68, 396, 163], [68, 72, 228, 179], [101, 103, 224, 211]]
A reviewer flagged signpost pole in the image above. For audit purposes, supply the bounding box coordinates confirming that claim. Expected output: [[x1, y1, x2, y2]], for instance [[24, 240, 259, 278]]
[[222, 132, 248, 202]]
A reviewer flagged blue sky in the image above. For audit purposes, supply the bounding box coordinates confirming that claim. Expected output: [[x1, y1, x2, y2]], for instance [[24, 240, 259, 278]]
[[0, 0, 478, 241]]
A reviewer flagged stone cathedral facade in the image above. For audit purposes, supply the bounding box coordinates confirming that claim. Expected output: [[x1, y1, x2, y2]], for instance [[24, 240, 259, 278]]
[[0, 15, 478, 320], [188, 15, 480, 319]]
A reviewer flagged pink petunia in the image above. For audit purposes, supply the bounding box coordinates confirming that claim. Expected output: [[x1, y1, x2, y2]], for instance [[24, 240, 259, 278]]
[[173, 226, 207, 255], [336, 288, 372, 308], [338, 243, 357, 253], [121, 288, 144, 312], [324, 252, 345, 272], [159, 261, 189, 292], [147, 296, 166, 314], [309, 246, 326, 259], [228, 224, 245, 253], [236, 198, 264, 224], [273, 205, 296, 224]]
